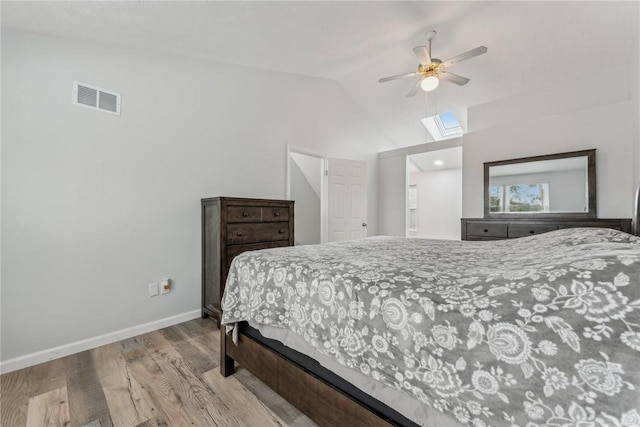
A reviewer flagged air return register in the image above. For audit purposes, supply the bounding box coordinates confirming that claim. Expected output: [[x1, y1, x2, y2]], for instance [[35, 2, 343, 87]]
[[73, 81, 121, 115]]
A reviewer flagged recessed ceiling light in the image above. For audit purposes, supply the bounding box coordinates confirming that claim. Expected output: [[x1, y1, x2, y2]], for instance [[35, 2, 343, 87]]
[[434, 160, 444, 166]]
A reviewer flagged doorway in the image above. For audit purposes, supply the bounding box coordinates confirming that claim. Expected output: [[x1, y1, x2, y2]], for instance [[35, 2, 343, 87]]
[[406, 147, 462, 240], [327, 158, 368, 241], [287, 147, 326, 245], [287, 146, 368, 244]]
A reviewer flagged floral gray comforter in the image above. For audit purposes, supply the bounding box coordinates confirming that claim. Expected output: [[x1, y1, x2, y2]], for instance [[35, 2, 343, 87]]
[[221, 228, 640, 427]]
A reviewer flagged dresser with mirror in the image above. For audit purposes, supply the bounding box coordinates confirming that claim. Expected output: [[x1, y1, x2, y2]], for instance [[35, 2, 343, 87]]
[[461, 149, 632, 241]]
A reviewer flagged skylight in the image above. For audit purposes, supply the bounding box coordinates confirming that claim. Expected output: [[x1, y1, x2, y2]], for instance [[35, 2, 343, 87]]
[[421, 111, 464, 141]]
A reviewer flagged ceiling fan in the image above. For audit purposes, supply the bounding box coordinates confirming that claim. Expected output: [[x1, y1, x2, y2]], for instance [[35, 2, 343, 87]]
[[379, 31, 487, 97]]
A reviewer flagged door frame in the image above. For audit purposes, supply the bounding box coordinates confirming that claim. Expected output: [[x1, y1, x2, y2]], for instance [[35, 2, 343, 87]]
[[286, 145, 329, 243]]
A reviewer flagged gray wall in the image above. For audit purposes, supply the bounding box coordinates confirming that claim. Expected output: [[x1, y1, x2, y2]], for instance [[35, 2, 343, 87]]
[[1, 30, 394, 362]]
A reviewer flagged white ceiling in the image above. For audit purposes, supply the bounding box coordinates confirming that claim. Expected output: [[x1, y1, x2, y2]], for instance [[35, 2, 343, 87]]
[[3, 1, 639, 148]]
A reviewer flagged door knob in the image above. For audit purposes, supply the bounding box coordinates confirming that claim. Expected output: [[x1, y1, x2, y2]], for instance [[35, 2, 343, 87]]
[[362, 222, 367, 227]]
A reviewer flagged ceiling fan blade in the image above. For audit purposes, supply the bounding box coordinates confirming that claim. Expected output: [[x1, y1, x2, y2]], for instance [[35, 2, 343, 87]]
[[413, 46, 431, 66], [406, 78, 424, 97], [442, 46, 487, 67], [378, 72, 418, 83], [440, 72, 470, 86]]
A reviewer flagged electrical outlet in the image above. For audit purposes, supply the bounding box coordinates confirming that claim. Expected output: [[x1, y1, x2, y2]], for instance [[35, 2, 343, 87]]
[[160, 278, 171, 295], [148, 282, 159, 297]]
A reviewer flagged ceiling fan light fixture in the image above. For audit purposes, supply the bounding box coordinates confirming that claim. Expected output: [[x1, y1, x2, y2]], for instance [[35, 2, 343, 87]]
[[378, 32, 487, 98], [420, 74, 439, 92]]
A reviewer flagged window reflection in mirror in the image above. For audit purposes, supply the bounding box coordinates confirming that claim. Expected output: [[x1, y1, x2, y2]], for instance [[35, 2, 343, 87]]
[[490, 183, 550, 213]]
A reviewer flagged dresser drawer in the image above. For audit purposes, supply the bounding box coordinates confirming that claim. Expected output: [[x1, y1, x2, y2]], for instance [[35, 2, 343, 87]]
[[262, 206, 290, 222], [227, 223, 290, 245], [461, 218, 632, 241], [227, 206, 290, 223], [508, 224, 558, 238], [227, 241, 291, 267], [227, 206, 262, 223], [467, 223, 508, 238]]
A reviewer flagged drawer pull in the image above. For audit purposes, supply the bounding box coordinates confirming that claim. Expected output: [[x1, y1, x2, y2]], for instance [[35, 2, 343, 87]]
[[484, 229, 488, 233], [274, 212, 280, 217], [242, 212, 249, 217], [236, 232, 243, 237], [530, 230, 535, 234], [278, 229, 285, 234]]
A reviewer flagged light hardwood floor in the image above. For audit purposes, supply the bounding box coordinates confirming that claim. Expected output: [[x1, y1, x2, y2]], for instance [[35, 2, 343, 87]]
[[0, 318, 317, 427]]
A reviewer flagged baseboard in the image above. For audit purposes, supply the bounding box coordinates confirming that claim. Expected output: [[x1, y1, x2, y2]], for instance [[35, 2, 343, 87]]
[[0, 309, 202, 374]]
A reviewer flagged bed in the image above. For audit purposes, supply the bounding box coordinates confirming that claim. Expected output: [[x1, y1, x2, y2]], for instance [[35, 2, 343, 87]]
[[220, 228, 640, 426]]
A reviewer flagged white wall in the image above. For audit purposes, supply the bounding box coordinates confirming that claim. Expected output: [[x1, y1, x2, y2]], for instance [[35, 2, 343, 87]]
[[378, 139, 462, 236], [408, 169, 462, 240], [1, 30, 394, 363], [463, 71, 634, 219], [468, 68, 631, 134], [379, 68, 635, 236], [290, 158, 321, 245], [378, 155, 407, 237], [631, 31, 640, 191], [491, 170, 586, 213]]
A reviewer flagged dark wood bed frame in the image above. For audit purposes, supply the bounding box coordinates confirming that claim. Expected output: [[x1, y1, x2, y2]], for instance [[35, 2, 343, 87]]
[[220, 327, 394, 427], [220, 182, 640, 427]]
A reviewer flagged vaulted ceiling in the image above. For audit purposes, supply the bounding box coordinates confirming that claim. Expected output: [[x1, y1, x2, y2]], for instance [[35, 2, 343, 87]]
[[3, 1, 639, 148]]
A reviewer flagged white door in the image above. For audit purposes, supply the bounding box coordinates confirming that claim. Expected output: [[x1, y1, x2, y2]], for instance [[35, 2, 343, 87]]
[[327, 158, 367, 241]]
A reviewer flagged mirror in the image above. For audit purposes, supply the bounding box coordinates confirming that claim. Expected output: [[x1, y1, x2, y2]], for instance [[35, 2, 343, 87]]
[[484, 149, 596, 218]]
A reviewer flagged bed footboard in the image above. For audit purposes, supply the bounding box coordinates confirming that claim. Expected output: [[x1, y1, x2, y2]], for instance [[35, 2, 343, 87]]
[[220, 327, 394, 427]]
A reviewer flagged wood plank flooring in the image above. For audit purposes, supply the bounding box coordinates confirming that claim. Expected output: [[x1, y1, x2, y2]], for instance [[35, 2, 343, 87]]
[[0, 318, 317, 427]]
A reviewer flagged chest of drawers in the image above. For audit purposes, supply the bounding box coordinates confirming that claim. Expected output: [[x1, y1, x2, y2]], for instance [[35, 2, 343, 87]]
[[202, 197, 294, 326], [461, 218, 632, 241]]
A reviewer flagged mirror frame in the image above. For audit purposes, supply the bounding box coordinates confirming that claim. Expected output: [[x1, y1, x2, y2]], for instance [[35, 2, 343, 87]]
[[484, 149, 596, 219]]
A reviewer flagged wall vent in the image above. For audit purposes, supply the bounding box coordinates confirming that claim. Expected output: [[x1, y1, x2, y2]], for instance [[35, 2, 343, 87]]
[[73, 81, 120, 115]]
